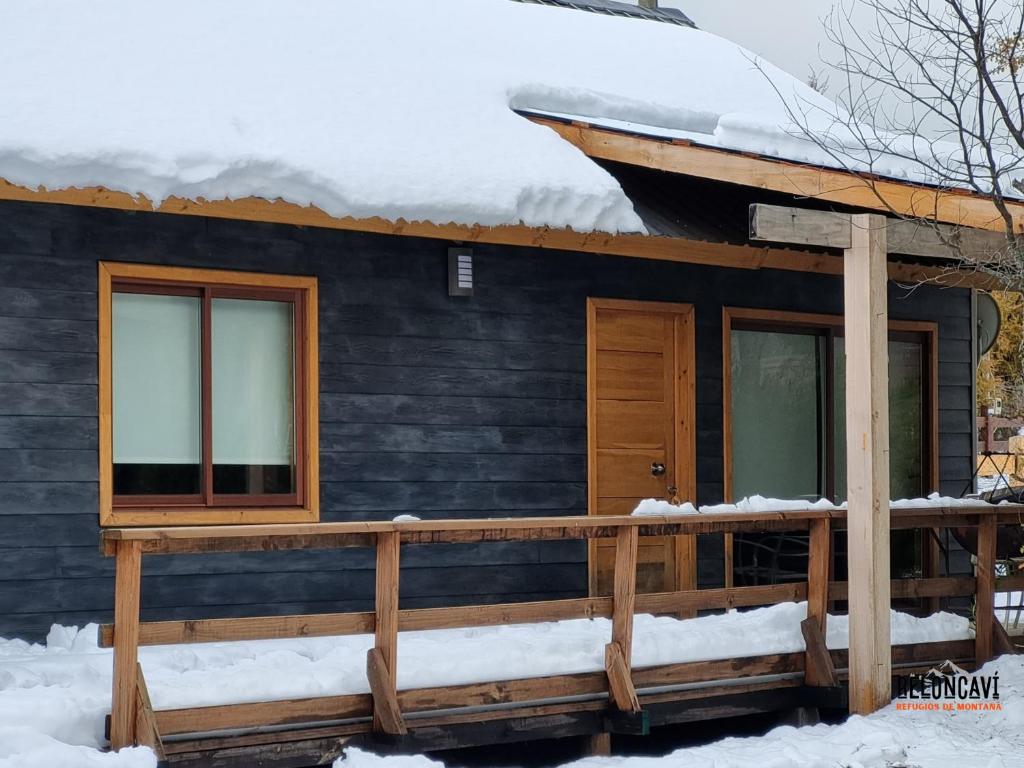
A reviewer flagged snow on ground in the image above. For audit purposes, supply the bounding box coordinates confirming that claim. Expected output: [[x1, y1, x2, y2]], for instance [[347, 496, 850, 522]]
[[633, 492, 993, 517], [0, 0, 993, 238], [0, 603, 969, 765], [337, 654, 1024, 768]]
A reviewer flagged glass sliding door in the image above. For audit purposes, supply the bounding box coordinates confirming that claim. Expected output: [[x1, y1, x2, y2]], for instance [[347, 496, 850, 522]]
[[833, 336, 925, 503], [833, 335, 927, 578], [730, 329, 828, 500], [727, 312, 933, 584]]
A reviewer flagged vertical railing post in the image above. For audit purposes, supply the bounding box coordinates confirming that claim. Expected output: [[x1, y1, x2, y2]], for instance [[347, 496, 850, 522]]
[[110, 540, 142, 750], [922, 527, 941, 616], [975, 515, 997, 666], [802, 517, 837, 687], [612, 525, 638, 667], [806, 518, 831, 633], [371, 530, 402, 734], [605, 524, 641, 714]]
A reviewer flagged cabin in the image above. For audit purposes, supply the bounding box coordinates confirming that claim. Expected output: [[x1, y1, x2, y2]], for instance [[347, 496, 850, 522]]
[[0, 0, 1021, 763]]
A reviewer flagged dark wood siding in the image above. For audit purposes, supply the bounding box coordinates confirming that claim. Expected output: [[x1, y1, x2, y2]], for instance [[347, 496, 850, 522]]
[[0, 201, 975, 640]]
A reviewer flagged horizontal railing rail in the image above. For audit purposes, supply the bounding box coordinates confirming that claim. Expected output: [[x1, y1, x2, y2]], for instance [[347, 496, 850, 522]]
[[100, 505, 1023, 755]]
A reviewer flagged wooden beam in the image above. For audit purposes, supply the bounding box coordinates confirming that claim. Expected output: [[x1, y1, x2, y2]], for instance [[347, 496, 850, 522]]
[[749, 203, 1012, 261], [828, 575, 976, 601], [373, 531, 401, 734], [604, 642, 641, 713], [156, 694, 371, 736], [99, 583, 807, 649], [531, 116, 1024, 234], [844, 213, 893, 715], [110, 541, 142, 750], [96, 506, 1023, 557], [976, 517, 997, 665]]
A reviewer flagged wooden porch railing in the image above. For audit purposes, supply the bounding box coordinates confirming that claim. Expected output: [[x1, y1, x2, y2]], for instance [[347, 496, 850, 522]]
[[99, 506, 1024, 755]]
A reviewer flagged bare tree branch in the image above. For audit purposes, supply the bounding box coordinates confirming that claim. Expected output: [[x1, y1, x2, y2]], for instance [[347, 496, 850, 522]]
[[755, 0, 1024, 289]]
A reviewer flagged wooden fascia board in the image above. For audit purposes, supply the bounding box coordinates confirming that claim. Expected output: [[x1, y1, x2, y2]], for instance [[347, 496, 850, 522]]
[[530, 116, 1024, 235], [0, 178, 1001, 288]]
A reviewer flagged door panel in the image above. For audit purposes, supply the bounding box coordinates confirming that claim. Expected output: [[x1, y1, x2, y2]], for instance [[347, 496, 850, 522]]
[[595, 400, 666, 450], [594, 450, 667, 498], [594, 312, 667, 352], [594, 350, 665, 401], [588, 299, 695, 597]]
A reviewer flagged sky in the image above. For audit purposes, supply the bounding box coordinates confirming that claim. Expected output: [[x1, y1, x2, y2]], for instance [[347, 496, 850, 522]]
[[667, 1, 833, 85], [648, 1, 836, 88]]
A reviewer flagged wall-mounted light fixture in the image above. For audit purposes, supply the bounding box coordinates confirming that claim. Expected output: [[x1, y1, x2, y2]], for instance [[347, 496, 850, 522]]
[[448, 247, 473, 296]]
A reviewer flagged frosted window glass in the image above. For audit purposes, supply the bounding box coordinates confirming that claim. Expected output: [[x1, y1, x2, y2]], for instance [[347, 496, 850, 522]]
[[730, 330, 825, 500], [212, 298, 294, 467], [112, 293, 202, 464], [834, 338, 923, 501]]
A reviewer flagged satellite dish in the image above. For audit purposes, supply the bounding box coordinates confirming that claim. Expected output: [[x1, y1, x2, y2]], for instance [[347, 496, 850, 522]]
[[977, 292, 1002, 361]]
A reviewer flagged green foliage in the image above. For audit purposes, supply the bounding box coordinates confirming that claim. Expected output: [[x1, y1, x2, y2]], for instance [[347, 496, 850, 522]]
[[978, 292, 1024, 416]]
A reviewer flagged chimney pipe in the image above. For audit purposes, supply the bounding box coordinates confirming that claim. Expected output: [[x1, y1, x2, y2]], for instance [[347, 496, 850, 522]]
[[638, 0, 658, 8]]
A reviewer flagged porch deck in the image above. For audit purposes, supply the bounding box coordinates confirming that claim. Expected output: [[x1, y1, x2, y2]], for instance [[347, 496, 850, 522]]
[[100, 505, 1023, 766]]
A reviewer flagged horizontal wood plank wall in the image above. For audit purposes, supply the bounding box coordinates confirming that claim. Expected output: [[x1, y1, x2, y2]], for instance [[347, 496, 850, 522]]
[[0, 200, 975, 638]]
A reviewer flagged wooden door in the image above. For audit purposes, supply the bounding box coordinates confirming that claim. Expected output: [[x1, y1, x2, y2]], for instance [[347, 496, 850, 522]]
[[587, 299, 696, 596]]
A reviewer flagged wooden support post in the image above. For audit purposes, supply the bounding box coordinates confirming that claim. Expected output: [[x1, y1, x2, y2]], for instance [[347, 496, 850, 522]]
[[844, 213, 892, 715], [800, 618, 839, 688], [806, 518, 831, 631], [110, 540, 142, 750], [585, 732, 612, 757], [678, 533, 698, 619], [612, 526, 638, 668], [134, 663, 166, 760], [922, 528, 941, 616], [605, 642, 641, 713], [724, 532, 734, 589], [804, 518, 832, 686], [994, 619, 1018, 656], [367, 648, 408, 735], [976, 516, 997, 666], [373, 531, 402, 735]]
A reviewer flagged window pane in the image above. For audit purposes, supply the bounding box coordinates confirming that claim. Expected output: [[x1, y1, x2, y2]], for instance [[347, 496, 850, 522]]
[[112, 293, 202, 495], [730, 330, 826, 499], [212, 298, 295, 495], [833, 338, 924, 501]]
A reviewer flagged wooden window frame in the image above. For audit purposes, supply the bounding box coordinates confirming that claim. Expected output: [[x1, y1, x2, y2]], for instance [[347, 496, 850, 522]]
[[721, 307, 939, 504], [99, 262, 319, 527]]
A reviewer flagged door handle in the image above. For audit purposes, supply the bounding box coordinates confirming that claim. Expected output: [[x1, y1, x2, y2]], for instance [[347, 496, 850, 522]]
[[651, 462, 666, 477]]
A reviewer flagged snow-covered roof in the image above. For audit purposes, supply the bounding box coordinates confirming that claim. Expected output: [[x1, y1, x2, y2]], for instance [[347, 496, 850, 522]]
[[0, 0, 913, 236]]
